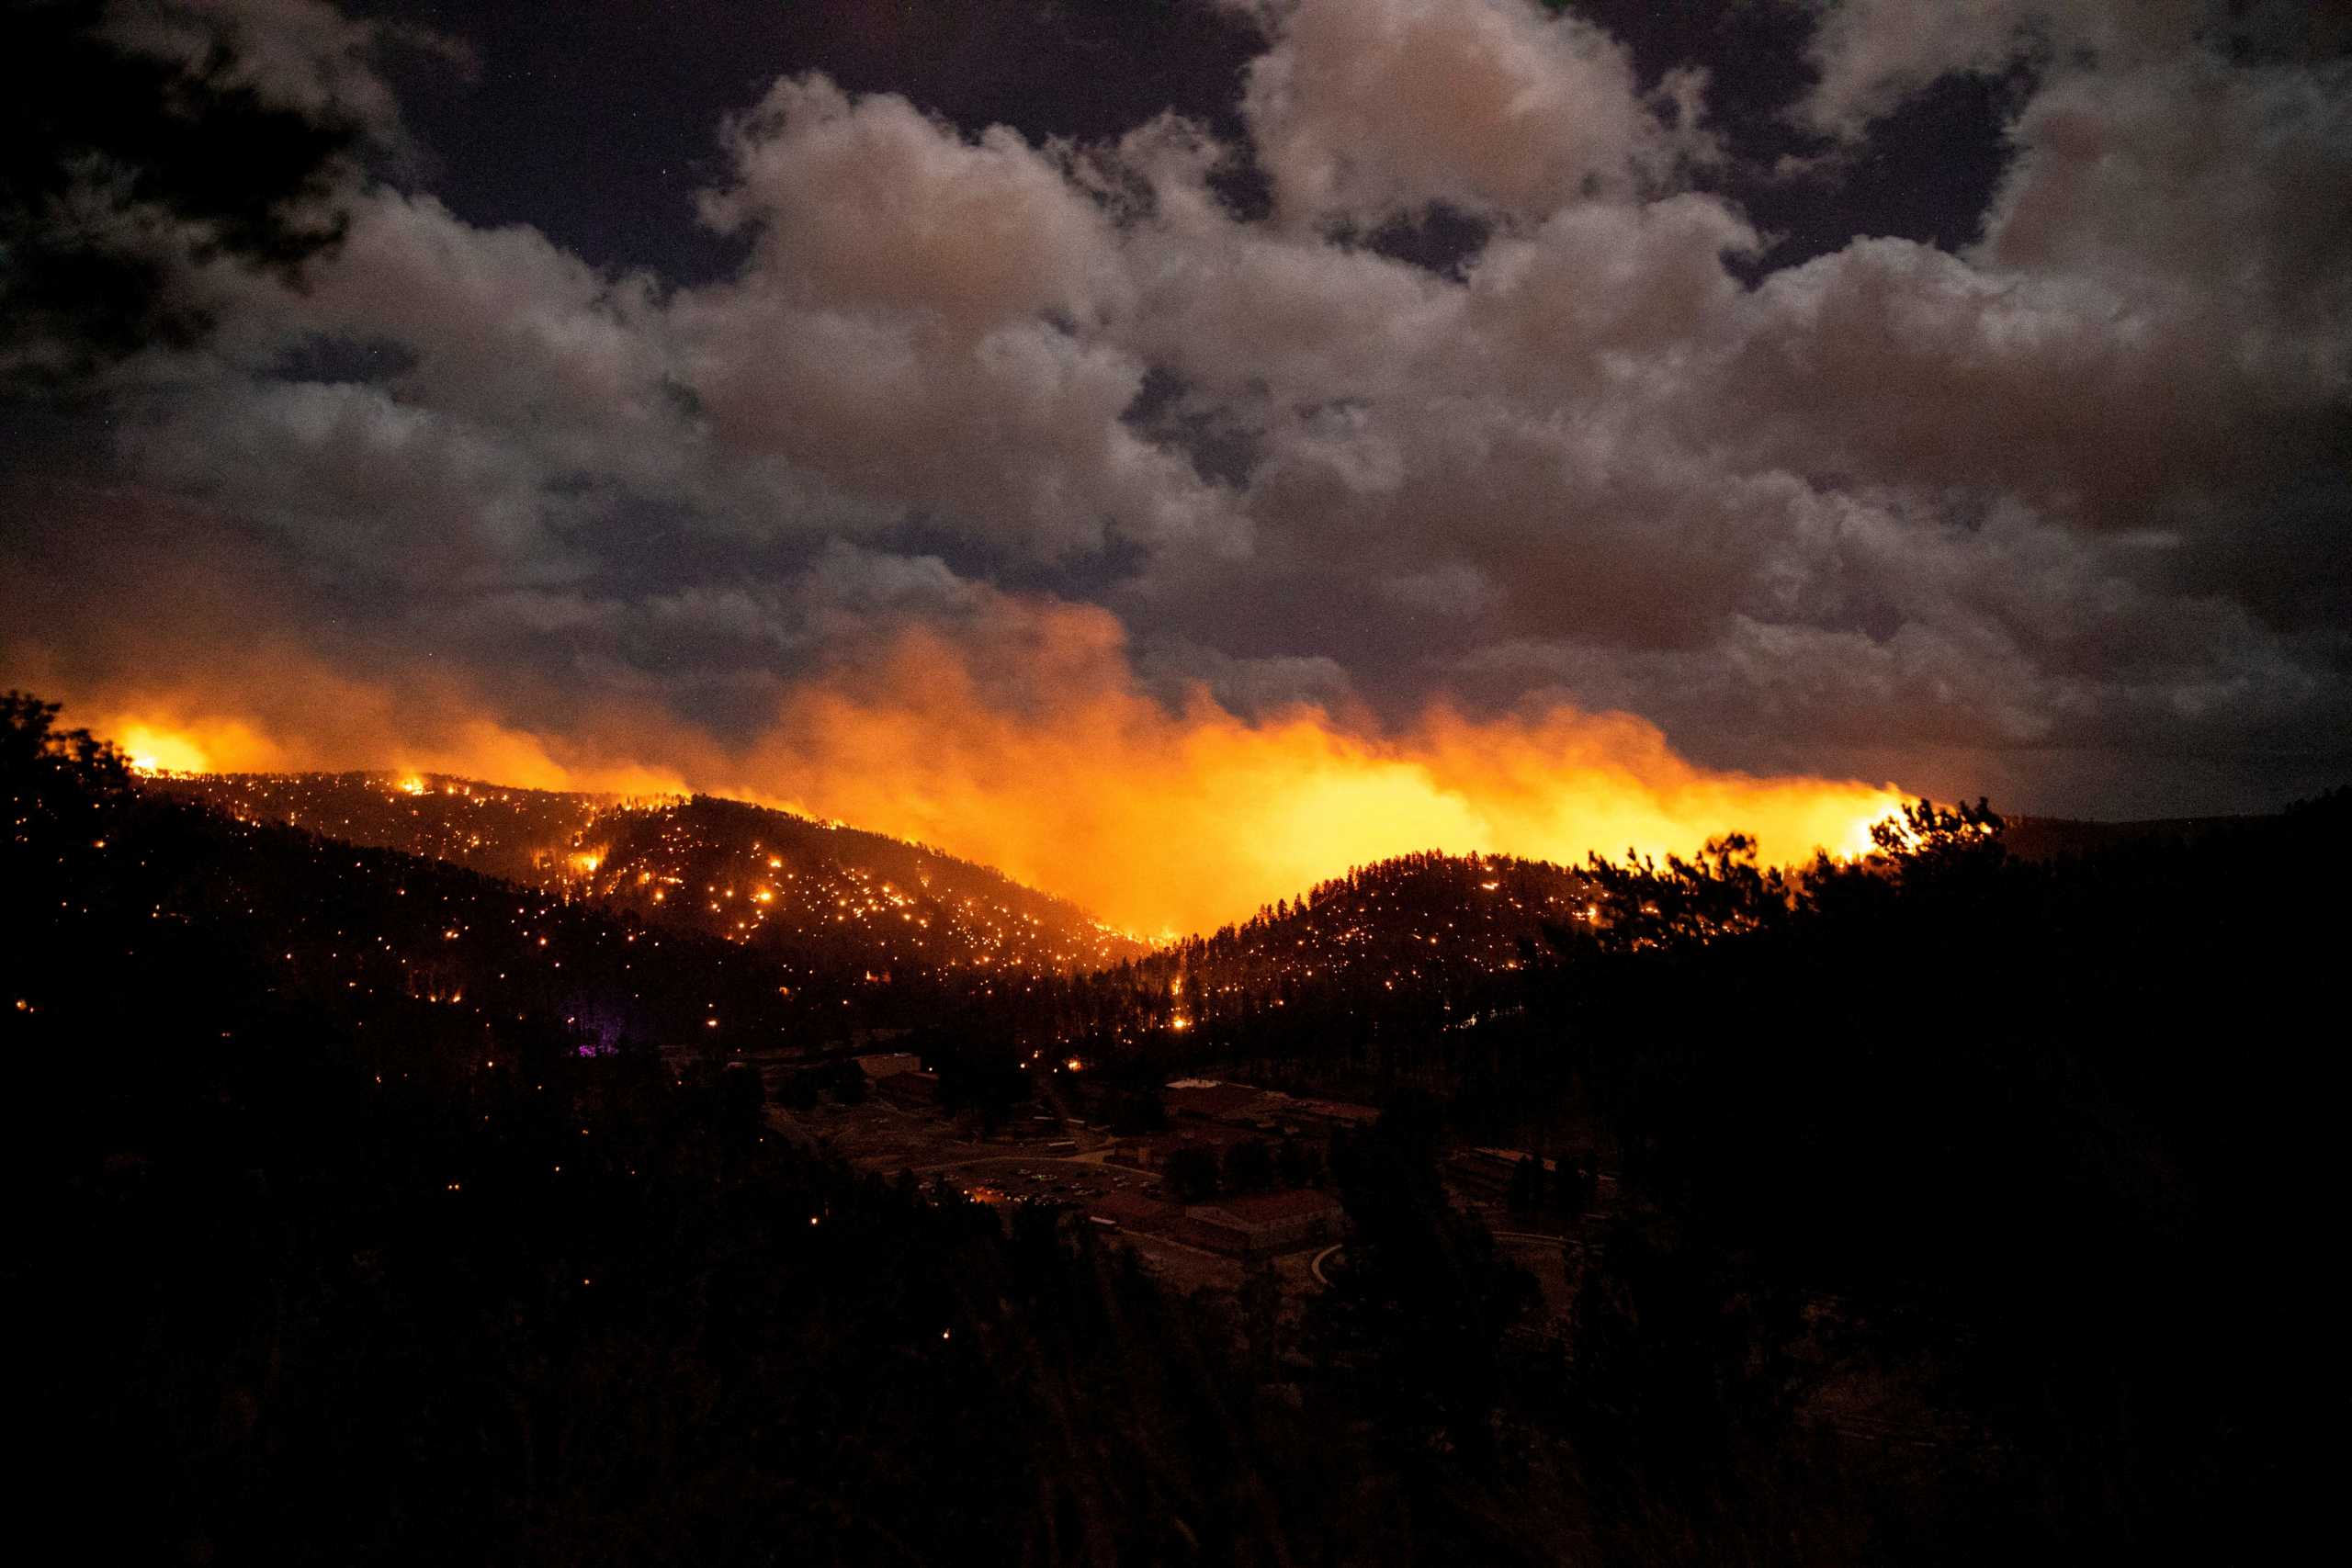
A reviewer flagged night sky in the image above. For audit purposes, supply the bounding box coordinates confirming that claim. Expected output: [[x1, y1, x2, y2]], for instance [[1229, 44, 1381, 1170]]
[[5, 0, 2350, 923]]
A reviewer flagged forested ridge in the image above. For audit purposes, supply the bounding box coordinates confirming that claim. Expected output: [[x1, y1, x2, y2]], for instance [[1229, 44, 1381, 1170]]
[[156, 771, 1145, 1020], [9, 691, 2341, 1562], [6, 694, 1580, 1564], [931, 851, 1592, 1089]]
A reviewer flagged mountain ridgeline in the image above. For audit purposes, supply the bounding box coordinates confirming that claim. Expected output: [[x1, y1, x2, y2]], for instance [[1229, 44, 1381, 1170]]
[[45, 774, 817, 1058], [15, 694, 2345, 1561], [960, 851, 1599, 1080], [12, 698, 1466, 1565], [145, 771, 2286, 1081], [154, 772, 1145, 988]]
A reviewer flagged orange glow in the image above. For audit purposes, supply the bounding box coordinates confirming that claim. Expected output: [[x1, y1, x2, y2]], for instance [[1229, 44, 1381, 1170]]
[[35, 604, 1905, 936], [729, 618, 1906, 933], [77, 655, 702, 800], [107, 717, 279, 776]]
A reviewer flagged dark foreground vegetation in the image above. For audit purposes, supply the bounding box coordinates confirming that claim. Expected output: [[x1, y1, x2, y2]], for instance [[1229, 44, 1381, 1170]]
[[1519, 798, 2342, 1562], [7, 691, 2340, 1563]]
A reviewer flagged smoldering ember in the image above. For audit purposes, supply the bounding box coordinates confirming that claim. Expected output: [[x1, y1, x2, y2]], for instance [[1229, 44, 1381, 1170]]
[[4, 3, 2346, 1563]]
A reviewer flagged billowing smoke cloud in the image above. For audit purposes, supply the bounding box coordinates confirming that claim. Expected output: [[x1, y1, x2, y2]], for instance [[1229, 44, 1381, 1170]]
[[10, 522, 1900, 934], [5, 0, 2348, 929]]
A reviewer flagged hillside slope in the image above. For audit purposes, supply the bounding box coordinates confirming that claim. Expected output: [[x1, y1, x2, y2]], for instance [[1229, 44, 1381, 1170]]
[[9, 708, 1452, 1568], [968, 851, 1595, 1068], [1147, 850, 1593, 1007], [154, 771, 1143, 981], [44, 783, 816, 1057]]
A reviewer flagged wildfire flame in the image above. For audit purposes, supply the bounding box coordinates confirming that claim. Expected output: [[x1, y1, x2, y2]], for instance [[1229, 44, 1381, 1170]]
[[52, 611, 1905, 936], [110, 719, 269, 776], [724, 626, 1907, 933]]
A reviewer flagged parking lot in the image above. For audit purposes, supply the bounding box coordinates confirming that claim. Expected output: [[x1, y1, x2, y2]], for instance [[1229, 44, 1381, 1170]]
[[767, 1094, 1337, 1299]]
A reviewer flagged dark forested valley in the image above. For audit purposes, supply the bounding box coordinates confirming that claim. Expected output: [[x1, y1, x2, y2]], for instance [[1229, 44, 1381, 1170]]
[[8, 693, 2340, 1564]]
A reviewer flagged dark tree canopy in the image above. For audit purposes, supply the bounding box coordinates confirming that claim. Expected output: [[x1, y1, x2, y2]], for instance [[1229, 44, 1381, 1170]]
[[9, 687, 2342, 1563]]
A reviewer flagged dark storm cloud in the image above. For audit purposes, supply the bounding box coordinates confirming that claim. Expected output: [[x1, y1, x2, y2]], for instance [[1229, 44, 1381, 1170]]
[[5, 0, 2350, 819]]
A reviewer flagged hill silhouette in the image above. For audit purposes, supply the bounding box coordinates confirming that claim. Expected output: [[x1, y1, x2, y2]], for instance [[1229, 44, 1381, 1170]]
[[44, 777, 825, 1061], [1996, 810, 2250, 861], [18, 695, 2343, 1562], [9, 694, 1502, 1566], [946, 850, 1595, 1091], [154, 772, 1144, 989], [1149, 849, 1595, 999]]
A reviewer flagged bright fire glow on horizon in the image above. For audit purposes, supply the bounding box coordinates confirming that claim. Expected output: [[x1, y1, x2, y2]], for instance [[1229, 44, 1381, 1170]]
[[62, 619, 1905, 936], [112, 719, 264, 777]]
